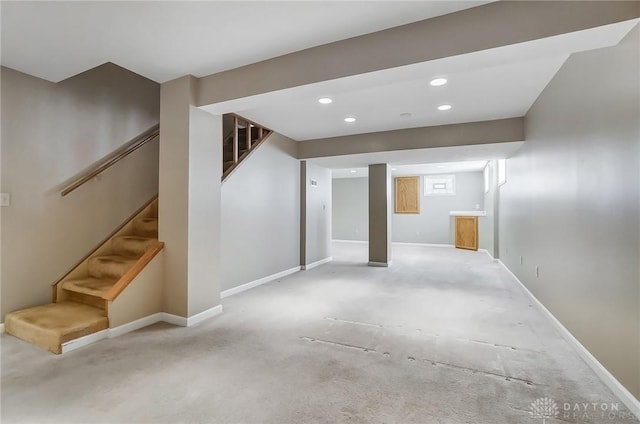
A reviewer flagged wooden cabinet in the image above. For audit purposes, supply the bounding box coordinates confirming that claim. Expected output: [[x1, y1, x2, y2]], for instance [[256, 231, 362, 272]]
[[395, 176, 420, 214], [455, 216, 478, 251]]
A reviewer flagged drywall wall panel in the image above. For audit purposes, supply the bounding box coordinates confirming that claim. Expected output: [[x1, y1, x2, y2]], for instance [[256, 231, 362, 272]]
[[500, 25, 640, 397], [393, 172, 484, 245], [0, 64, 159, 320], [221, 133, 300, 291], [332, 177, 368, 241], [301, 161, 332, 266]]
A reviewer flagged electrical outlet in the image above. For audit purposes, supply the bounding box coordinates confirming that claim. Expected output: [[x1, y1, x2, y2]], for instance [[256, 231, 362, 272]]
[[505, 247, 509, 254], [0, 193, 10, 207], [519, 255, 523, 265]]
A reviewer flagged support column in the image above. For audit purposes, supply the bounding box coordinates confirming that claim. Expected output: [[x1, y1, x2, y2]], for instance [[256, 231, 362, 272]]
[[158, 75, 222, 320], [368, 164, 392, 267]]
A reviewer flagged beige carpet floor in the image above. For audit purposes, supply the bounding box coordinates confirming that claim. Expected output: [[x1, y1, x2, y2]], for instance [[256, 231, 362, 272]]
[[1, 242, 637, 423]]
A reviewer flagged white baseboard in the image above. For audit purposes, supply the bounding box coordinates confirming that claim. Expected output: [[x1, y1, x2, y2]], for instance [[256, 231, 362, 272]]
[[392, 242, 454, 248], [108, 313, 166, 338], [0, 323, 5, 334], [221, 266, 301, 298], [60, 306, 224, 354], [332, 239, 368, 244], [186, 305, 224, 327], [497, 260, 640, 419], [368, 261, 392, 267], [61, 329, 108, 354], [302, 256, 332, 270], [478, 248, 497, 260], [161, 312, 187, 327]]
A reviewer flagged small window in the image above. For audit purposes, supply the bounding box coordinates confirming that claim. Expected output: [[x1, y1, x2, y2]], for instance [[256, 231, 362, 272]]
[[498, 159, 507, 186], [425, 175, 455, 196]]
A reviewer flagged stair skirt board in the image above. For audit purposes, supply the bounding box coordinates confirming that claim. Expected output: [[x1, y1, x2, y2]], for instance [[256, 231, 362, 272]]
[[301, 256, 333, 270], [57, 306, 223, 354], [221, 266, 301, 299]]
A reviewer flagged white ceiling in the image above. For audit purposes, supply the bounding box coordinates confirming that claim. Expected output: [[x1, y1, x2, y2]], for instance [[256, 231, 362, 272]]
[[0, 1, 490, 83], [207, 20, 638, 141], [332, 160, 489, 179], [3, 2, 636, 154]]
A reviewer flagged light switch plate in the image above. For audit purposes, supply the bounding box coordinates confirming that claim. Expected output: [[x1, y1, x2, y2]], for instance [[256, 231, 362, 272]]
[[0, 193, 10, 207]]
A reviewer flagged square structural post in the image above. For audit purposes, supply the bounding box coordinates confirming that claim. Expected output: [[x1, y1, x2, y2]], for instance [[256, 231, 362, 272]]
[[368, 164, 392, 267]]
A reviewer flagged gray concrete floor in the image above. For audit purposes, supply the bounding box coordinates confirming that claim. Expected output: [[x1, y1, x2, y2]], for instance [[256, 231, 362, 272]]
[[1, 242, 638, 423]]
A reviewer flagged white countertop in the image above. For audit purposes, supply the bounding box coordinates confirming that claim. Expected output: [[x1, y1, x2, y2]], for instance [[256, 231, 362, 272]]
[[449, 210, 487, 216]]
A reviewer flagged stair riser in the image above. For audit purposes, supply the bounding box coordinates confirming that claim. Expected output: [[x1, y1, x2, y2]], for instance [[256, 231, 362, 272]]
[[88, 257, 135, 280], [133, 218, 158, 238], [5, 320, 63, 354], [113, 237, 155, 258], [63, 290, 106, 311]]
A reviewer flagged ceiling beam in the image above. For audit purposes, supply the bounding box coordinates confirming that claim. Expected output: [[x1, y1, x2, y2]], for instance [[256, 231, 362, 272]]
[[298, 118, 524, 160], [197, 1, 639, 106]]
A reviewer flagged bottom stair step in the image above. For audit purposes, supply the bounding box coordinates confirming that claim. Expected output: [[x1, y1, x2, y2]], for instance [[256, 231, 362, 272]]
[[4, 301, 108, 354]]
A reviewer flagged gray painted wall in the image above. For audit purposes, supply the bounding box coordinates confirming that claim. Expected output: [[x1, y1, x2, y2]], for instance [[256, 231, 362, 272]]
[[500, 26, 640, 397], [301, 162, 332, 266], [393, 172, 484, 245], [221, 133, 300, 291], [369, 164, 392, 265], [332, 177, 368, 241], [0, 64, 159, 320], [332, 172, 485, 245], [480, 162, 496, 255]]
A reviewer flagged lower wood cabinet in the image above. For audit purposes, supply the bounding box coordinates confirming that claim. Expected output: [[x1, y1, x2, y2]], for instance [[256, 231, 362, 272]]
[[455, 216, 478, 251]]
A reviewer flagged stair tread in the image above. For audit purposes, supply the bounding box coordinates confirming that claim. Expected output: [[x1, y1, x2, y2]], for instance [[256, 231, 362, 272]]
[[5, 301, 108, 353], [62, 277, 116, 297]]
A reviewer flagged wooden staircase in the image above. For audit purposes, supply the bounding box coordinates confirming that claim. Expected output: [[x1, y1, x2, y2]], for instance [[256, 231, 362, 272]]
[[5, 198, 162, 354], [222, 114, 272, 181]]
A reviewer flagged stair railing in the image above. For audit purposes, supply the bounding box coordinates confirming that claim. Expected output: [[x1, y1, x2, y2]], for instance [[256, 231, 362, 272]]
[[222, 113, 272, 181], [61, 124, 160, 196]]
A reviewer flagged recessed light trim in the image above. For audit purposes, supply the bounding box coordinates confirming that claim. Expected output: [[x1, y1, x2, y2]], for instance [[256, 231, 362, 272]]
[[344, 116, 356, 123], [318, 97, 333, 104], [350, 170, 357, 173], [430, 77, 448, 87], [437, 104, 452, 111]]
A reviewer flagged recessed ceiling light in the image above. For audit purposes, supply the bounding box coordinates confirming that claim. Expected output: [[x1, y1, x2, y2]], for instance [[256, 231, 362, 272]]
[[318, 97, 333, 104], [344, 116, 356, 123], [400, 112, 412, 118], [430, 77, 448, 87], [350, 170, 357, 173], [437, 104, 452, 111], [391, 168, 397, 171]]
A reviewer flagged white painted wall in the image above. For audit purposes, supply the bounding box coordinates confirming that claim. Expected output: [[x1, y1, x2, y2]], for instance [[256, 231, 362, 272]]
[[221, 133, 300, 291], [500, 26, 640, 397], [332, 177, 368, 241], [302, 162, 332, 266], [332, 172, 485, 245], [0, 64, 159, 319]]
